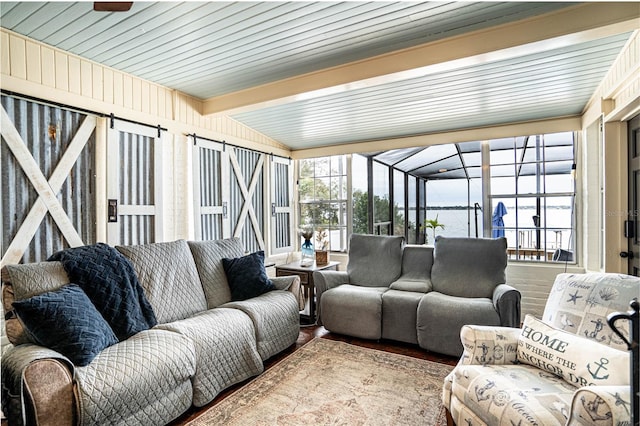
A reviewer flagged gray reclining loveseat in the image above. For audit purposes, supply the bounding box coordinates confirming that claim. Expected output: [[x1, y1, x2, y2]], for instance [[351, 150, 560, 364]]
[[314, 234, 521, 357]]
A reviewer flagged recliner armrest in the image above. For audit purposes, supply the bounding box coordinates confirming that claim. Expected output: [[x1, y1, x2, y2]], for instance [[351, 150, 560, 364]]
[[312, 270, 349, 325], [458, 324, 521, 366], [492, 283, 521, 327], [568, 385, 631, 425], [2, 343, 76, 426], [271, 275, 304, 310]]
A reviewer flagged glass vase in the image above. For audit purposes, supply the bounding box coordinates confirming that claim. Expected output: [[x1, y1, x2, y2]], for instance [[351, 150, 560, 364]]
[[300, 238, 314, 266]]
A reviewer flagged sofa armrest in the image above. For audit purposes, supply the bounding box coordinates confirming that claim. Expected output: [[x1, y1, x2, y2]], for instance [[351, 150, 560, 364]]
[[271, 275, 304, 310], [492, 284, 521, 327], [2, 344, 76, 426], [568, 385, 631, 425], [458, 324, 520, 366], [312, 270, 349, 325], [442, 325, 521, 415]]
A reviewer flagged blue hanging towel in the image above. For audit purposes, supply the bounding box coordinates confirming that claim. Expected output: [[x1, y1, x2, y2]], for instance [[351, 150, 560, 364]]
[[492, 201, 508, 238]]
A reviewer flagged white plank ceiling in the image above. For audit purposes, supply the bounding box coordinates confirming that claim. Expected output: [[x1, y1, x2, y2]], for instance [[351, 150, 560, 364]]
[[0, 2, 636, 150]]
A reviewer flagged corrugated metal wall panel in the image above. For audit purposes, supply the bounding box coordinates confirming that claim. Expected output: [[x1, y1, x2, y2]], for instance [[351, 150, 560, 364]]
[[198, 145, 223, 241], [273, 161, 291, 250], [275, 213, 290, 249], [1, 94, 96, 263], [119, 131, 154, 205], [115, 128, 156, 245], [274, 162, 288, 207], [200, 147, 221, 208], [200, 214, 222, 241], [119, 215, 154, 246]]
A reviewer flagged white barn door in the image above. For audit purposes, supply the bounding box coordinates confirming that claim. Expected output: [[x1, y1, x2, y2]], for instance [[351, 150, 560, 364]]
[[270, 156, 293, 254], [106, 120, 163, 246], [229, 147, 266, 253], [193, 136, 230, 240], [192, 139, 292, 255], [1, 96, 96, 266]]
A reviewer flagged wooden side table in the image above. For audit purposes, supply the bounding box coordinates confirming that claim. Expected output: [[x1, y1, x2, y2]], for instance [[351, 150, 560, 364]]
[[275, 260, 339, 323]]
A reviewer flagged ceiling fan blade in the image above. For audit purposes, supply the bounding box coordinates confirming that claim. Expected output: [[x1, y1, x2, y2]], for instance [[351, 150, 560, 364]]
[[93, 2, 133, 12]]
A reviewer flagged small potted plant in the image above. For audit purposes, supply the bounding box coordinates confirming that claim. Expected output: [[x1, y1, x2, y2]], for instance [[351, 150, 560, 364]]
[[315, 228, 329, 265], [421, 215, 445, 244]]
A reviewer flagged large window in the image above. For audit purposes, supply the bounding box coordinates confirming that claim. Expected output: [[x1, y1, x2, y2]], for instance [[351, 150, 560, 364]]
[[490, 133, 575, 261], [352, 154, 368, 235], [373, 161, 390, 235], [426, 178, 482, 242], [407, 175, 418, 243], [393, 169, 406, 236], [298, 156, 348, 251], [297, 131, 576, 263]]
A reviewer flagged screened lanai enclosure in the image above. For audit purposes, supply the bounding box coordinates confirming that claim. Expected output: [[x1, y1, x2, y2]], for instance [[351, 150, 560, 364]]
[[298, 131, 576, 263]]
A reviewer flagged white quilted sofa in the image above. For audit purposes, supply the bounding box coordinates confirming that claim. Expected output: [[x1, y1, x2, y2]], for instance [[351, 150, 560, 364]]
[[1, 238, 301, 426], [443, 272, 638, 425]]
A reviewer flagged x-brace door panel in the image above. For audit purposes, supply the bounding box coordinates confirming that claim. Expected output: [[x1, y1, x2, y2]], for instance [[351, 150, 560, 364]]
[[1, 98, 96, 266]]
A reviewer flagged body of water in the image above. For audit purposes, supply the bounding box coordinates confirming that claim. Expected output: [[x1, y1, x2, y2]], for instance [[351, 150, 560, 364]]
[[426, 207, 574, 252]]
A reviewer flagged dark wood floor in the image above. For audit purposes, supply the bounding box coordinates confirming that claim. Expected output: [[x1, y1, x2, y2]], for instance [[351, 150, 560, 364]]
[[169, 324, 459, 425]]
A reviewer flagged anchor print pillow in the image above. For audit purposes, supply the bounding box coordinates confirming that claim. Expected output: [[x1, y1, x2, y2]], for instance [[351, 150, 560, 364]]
[[517, 315, 629, 387]]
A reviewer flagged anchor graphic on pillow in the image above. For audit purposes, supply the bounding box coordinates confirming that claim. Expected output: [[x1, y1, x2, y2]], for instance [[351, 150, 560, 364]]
[[584, 318, 608, 342], [580, 395, 612, 421], [586, 357, 609, 380]]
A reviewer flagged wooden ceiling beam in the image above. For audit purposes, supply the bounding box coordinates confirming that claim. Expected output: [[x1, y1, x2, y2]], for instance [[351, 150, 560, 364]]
[[202, 2, 640, 116]]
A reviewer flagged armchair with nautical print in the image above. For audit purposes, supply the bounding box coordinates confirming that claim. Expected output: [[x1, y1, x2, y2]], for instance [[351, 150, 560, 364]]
[[443, 272, 638, 426]]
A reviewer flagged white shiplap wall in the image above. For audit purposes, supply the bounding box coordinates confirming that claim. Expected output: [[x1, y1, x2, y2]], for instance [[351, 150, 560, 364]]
[[506, 263, 584, 319]]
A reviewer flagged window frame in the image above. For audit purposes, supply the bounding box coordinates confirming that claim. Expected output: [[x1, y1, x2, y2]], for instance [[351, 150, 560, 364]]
[[297, 155, 349, 252]]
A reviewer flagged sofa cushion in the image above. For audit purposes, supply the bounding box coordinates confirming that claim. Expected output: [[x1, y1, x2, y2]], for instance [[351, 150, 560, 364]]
[[399, 245, 433, 281], [390, 245, 433, 292], [517, 315, 629, 387], [347, 234, 404, 287], [431, 236, 507, 298], [74, 329, 196, 425], [417, 292, 501, 357], [116, 240, 207, 324], [157, 308, 263, 407], [222, 250, 274, 301], [223, 290, 300, 360], [389, 280, 431, 293], [12, 284, 118, 366], [188, 238, 245, 308], [3, 262, 69, 345], [381, 289, 423, 343], [321, 285, 387, 339]]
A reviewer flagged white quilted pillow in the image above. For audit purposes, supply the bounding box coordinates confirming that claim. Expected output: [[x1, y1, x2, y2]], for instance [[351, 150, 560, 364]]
[[517, 315, 629, 387]]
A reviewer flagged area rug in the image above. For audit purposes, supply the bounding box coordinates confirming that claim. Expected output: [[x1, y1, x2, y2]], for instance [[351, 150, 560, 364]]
[[186, 338, 453, 425]]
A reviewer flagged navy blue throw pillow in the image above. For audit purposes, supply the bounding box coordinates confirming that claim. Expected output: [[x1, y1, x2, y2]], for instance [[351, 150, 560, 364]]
[[13, 284, 118, 366], [222, 251, 275, 301], [48, 243, 157, 341]]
